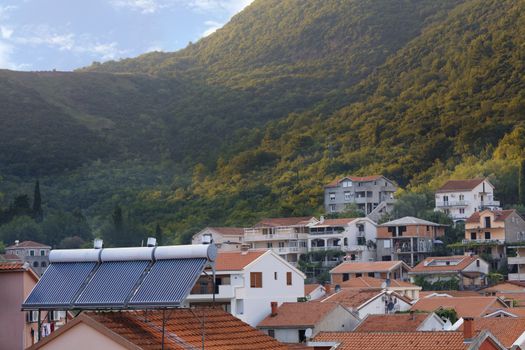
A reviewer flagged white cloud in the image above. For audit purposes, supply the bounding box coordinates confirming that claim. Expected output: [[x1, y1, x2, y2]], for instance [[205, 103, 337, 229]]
[[110, 0, 163, 14], [0, 5, 17, 20], [201, 20, 222, 37], [0, 26, 13, 39]]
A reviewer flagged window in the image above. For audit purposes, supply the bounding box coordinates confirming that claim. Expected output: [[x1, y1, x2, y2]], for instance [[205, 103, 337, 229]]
[[329, 204, 336, 213], [267, 242, 273, 248], [357, 236, 366, 245], [384, 240, 391, 249], [33, 261, 39, 268], [41, 262, 47, 268], [443, 195, 449, 202], [485, 232, 491, 240], [356, 273, 362, 277], [471, 232, 476, 240], [278, 242, 285, 248], [274, 272, 278, 280], [286, 272, 292, 286], [268, 330, 275, 338], [459, 208, 465, 214], [329, 192, 336, 201], [342, 273, 349, 281], [476, 260, 480, 267], [368, 272, 375, 277], [29, 250, 35, 256], [40, 250, 46, 256], [459, 194, 464, 201], [485, 217, 491, 228], [298, 330, 307, 343], [344, 191, 351, 201], [343, 238, 348, 246], [342, 180, 352, 188], [250, 272, 263, 288]]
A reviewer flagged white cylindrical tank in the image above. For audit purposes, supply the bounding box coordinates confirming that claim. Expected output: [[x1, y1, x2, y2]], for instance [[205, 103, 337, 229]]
[[49, 249, 101, 263], [100, 247, 155, 262], [154, 244, 217, 261]]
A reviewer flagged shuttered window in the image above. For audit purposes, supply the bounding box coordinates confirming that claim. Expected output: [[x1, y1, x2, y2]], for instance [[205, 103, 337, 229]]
[[250, 272, 263, 288], [286, 272, 292, 286]]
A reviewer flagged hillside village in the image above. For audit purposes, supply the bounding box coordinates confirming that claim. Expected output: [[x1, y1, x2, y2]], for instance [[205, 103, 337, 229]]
[[3, 175, 525, 349]]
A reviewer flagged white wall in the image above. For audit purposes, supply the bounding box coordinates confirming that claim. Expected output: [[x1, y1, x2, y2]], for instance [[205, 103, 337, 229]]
[[435, 180, 496, 221], [357, 294, 411, 318], [191, 229, 244, 252], [419, 314, 445, 331]]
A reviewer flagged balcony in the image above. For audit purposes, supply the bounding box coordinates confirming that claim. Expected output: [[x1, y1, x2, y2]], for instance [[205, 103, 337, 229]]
[[436, 201, 467, 207], [462, 239, 505, 245], [479, 201, 500, 209], [244, 228, 308, 242], [310, 246, 343, 252], [253, 246, 307, 254], [188, 284, 235, 300], [508, 256, 525, 265], [508, 273, 525, 281]]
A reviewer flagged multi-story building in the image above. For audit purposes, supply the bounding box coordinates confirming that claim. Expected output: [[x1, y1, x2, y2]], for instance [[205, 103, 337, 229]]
[[184, 250, 305, 327], [330, 260, 411, 284], [324, 175, 397, 217], [376, 217, 446, 267], [5, 240, 51, 276], [508, 246, 525, 281], [435, 178, 500, 222], [308, 217, 377, 262], [244, 217, 318, 265], [464, 209, 525, 269], [192, 227, 247, 251]]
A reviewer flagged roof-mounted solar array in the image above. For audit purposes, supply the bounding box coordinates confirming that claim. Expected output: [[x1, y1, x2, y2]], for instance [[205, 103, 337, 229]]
[[22, 244, 216, 310]]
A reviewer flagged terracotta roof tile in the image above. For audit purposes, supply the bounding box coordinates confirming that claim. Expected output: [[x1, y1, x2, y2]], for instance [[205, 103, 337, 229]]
[[0, 262, 26, 271], [410, 255, 479, 273], [208, 227, 245, 236], [419, 290, 481, 298], [325, 175, 385, 188], [254, 217, 314, 227], [481, 282, 525, 293], [320, 289, 382, 308], [214, 251, 266, 271], [354, 313, 431, 332], [466, 210, 516, 224], [411, 297, 506, 318], [304, 284, 322, 296], [6, 240, 51, 249], [501, 307, 525, 316], [312, 218, 357, 226], [330, 261, 406, 274], [437, 179, 485, 192], [339, 277, 417, 289], [258, 302, 339, 328], [458, 318, 525, 348], [85, 309, 287, 350], [314, 331, 467, 350]]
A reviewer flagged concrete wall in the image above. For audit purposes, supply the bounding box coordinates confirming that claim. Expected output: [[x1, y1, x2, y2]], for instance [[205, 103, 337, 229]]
[[357, 294, 411, 318], [504, 211, 525, 243]]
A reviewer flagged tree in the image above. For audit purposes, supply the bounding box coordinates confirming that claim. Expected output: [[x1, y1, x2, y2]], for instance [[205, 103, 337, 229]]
[[519, 159, 525, 206], [33, 180, 43, 222]]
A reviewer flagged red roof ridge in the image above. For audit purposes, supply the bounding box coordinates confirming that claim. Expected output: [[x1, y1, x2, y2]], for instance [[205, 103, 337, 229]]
[[437, 178, 487, 192], [6, 240, 51, 249]]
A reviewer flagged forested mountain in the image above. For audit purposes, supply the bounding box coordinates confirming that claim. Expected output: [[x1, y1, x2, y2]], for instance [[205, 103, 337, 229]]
[[0, 0, 524, 248]]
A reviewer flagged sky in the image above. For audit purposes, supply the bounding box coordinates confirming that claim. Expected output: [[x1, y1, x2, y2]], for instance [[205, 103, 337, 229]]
[[0, 0, 254, 71]]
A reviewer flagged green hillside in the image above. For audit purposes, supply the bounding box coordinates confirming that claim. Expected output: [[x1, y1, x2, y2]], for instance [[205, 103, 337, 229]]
[[1, 0, 524, 248]]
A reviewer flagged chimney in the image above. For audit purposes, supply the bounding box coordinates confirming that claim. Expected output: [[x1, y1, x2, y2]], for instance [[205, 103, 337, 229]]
[[324, 284, 331, 294], [463, 317, 474, 340], [410, 310, 415, 321], [15, 240, 19, 246], [93, 238, 103, 249], [147, 237, 157, 247], [320, 215, 325, 223], [271, 302, 278, 316], [240, 245, 250, 254]]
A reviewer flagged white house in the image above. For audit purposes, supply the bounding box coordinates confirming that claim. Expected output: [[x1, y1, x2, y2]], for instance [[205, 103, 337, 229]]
[[435, 178, 500, 222], [184, 249, 305, 327], [191, 227, 246, 251], [308, 217, 377, 263]]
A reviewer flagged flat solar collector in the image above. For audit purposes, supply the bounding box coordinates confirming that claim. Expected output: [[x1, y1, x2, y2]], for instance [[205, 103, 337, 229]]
[[23, 262, 96, 308], [130, 258, 207, 307], [75, 260, 149, 307]]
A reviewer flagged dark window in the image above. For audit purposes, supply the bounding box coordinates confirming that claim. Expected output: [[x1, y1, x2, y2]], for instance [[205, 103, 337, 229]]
[[298, 330, 306, 342], [485, 232, 491, 240], [426, 226, 430, 231], [471, 232, 476, 240], [368, 272, 375, 277], [398, 226, 407, 236], [286, 272, 292, 286], [41, 262, 47, 267], [343, 273, 349, 282], [40, 250, 46, 256], [250, 272, 263, 288], [357, 237, 366, 245], [476, 260, 480, 267], [33, 261, 39, 267], [268, 330, 275, 338], [382, 255, 392, 261], [356, 273, 362, 278], [485, 217, 491, 228], [274, 272, 277, 280], [29, 250, 35, 256]]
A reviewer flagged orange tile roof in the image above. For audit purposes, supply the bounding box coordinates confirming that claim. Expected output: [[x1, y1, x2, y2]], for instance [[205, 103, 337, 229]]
[[437, 178, 485, 192], [481, 282, 525, 293], [325, 175, 385, 188], [314, 331, 467, 350], [84, 309, 288, 350], [320, 289, 383, 309], [6, 240, 51, 249], [214, 251, 266, 271], [339, 277, 417, 289], [495, 292, 525, 306], [410, 255, 479, 273], [419, 290, 481, 298], [208, 227, 245, 236], [0, 262, 26, 271], [411, 297, 506, 318], [304, 284, 322, 296], [258, 302, 339, 328], [312, 218, 357, 226], [254, 217, 314, 227], [458, 318, 525, 348], [354, 313, 432, 332], [501, 307, 525, 316], [330, 260, 406, 274], [466, 210, 516, 224]]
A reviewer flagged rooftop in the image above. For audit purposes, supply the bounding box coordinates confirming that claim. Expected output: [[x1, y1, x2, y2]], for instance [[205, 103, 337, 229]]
[[253, 217, 315, 228], [411, 255, 480, 273], [419, 290, 482, 298], [214, 250, 266, 271], [304, 283, 323, 296], [339, 276, 418, 289], [320, 289, 387, 309], [257, 302, 339, 328], [411, 296, 506, 318], [458, 318, 525, 348], [325, 175, 385, 188], [466, 210, 516, 224], [437, 178, 486, 192], [312, 218, 358, 227], [314, 331, 467, 350], [330, 260, 407, 274], [29, 309, 287, 350], [354, 313, 433, 332], [207, 227, 246, 236], [6, 240, 51, 249], [379, 216, 444, 227]]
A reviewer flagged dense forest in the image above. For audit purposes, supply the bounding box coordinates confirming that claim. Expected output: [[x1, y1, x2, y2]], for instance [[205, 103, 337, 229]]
[[0, 0, 524, 249]]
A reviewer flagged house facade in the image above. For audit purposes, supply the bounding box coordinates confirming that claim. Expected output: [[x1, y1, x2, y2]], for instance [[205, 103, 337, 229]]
[[409, 255, 489, 290], [244, 217, 317, 265], [435, 178, 500, 222], [184, 250, 305, 327], [508, 246, 525, 281], [463, 209, 525, 269], [376, 217, 446, 267], [5, 240, 51, 276], [308, 217, 377, 263], [191, 227, 247, 251], [324, 175, 396, 217], [330, 260, 411, 284]]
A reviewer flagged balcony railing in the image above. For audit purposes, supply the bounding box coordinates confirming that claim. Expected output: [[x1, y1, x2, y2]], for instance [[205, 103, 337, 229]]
[[436, 201, 467, 207], [252, 247, 307, 254], [188, 284, 235, 299], [244, 231, 309, 242], [310, 246, 343, 252], [462, 239, 505, 245], [508, 273, 525, 281], [479, 201, 500, 209], [508, 256, 525, 265]]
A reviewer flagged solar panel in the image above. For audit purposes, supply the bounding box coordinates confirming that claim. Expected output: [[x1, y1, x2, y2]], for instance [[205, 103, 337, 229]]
[[75, 260, 150, 308], [23, 262, 96, 309], [129, 258, 207, 307]]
